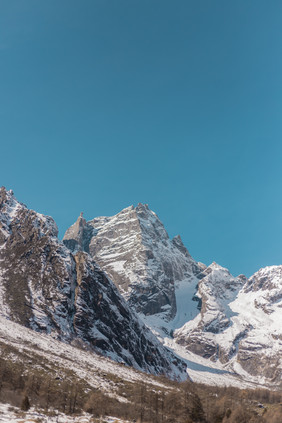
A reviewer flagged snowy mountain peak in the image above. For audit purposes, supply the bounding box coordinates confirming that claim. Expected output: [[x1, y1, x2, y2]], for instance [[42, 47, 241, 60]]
[[0, 190, 187, 380], [209, 261, 224, 269], [244, 265, 282, 292], [206, 262, 229, 273], [0, 186, 58, 240], [136, 202, 150, 211], [64, 204, 202, 318]]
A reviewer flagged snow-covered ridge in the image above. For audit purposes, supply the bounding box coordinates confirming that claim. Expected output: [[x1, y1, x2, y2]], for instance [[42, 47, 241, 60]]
[[64, 203, 282, 388], [64, 203, 203, 319], [2, 188, 281, 388], [0, 187, 58, 239], [173, 263, 282, 386], [0, 187, 187, 380]]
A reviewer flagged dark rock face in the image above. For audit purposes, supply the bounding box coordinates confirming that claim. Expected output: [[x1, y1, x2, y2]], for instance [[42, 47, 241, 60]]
[[0, 187, 186, 379], [63, 214, 94, 253], [64, 204, 202, 319], [0, 186, 73, 332], [72, 251, 186, 373]]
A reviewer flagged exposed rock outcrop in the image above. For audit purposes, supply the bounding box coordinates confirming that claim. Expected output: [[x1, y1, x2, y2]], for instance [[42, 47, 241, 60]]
[[64, 204, 202, 319], [64, 204, 282, 386], [174, 263, 282, 384], [0, 187, 187, 379]]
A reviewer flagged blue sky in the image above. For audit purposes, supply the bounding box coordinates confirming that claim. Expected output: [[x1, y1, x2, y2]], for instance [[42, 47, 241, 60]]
[[1, 0, 282, 277]]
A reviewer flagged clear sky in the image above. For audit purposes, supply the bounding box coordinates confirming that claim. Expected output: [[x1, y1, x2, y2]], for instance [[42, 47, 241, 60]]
[[1, 0, 282, 277]]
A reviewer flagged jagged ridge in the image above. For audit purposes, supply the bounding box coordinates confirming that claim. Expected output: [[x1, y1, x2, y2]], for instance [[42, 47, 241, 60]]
[[64, 204, 282, 387], [63, 204, 203, 319], [0, 187, 187, 380]]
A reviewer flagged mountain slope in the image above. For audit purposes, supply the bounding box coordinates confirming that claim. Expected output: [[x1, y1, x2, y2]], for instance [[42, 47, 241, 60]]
[[0, 187, 186, 379], [232, 266, 282, 381], [173, 263, 282, 384], [63, 204, 203, 319], [175, 263, 247, 360], [0, 315, 171, 398], [64, 205, 282, 388]]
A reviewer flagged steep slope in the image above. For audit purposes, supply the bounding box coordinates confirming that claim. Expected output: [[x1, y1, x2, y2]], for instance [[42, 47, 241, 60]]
[[64, 205, 282, 388], [232, 266, 282, 381], [175, 263, 247, 360], [63, 204, 203, 319], [174, 263, 282, 385], [0, 187, 186, 379]]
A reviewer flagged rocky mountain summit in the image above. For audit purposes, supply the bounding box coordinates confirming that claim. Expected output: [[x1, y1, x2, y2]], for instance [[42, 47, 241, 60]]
[[63, 204, 203, 318], [175, 263, 282, 383], [65, 205, 282, 387], [0, 187, 186, 379]]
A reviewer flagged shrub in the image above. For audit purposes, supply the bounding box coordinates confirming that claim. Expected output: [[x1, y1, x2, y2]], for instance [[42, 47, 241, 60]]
[[21, 394, 30, 411]]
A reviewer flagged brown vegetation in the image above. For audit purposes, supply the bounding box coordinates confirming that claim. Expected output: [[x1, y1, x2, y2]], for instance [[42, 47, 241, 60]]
[[0, 354, 281, 422]]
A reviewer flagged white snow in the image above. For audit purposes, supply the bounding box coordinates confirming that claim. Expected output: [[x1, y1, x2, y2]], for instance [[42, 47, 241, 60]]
[[172, 277, 201, 327], [0, 403, 133, 423], [2, 190, 281, 391], [142, 263, 282, 389]]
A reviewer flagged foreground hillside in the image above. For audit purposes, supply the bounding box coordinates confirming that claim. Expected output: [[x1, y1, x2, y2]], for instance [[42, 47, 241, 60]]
[[0, 317, 281, 422]]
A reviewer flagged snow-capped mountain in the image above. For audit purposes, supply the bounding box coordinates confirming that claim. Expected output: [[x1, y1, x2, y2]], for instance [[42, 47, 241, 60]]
[[175, 263, 247, 359], [2, 188, 281, 388], [64, 205, 282, 388], [0, 187, 186, 380], [174, 263, 282, 384], [63, 203, 203, 319]]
